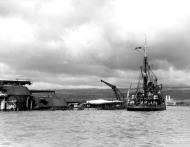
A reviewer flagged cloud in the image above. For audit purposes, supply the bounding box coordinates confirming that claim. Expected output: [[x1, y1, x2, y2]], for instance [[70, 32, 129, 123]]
[[0, 0, 190, 88], [151, 27, 190, 70]]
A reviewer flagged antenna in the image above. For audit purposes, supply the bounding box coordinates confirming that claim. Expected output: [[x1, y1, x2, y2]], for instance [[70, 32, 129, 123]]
[[144, 35, 147, 57]]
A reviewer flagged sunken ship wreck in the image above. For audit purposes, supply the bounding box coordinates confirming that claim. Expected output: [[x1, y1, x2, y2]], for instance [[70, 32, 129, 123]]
[[127, 45, 166, 111], [0, 80, 34, 111], [0, 80, 68, 111]]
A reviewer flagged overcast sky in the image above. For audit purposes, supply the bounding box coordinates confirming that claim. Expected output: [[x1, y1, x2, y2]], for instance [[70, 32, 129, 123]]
[[0, 0, 190, 89]]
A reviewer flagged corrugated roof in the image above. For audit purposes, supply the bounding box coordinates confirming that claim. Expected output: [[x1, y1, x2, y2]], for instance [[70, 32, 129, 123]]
[[0, 80, 31, 85], [2, 85, 30, 96]]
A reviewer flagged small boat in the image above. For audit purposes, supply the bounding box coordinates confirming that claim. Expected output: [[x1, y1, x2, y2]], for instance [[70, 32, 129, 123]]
[[165, 95, 176, 106], [127, 43, 166, 111]]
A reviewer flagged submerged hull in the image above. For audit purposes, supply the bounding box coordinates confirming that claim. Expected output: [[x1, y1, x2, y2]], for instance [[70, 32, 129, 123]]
[[86, 99, 126, 110], [98, 105, 126, 110], [87, 103, 126, 110], [127, 104, 166, 111]]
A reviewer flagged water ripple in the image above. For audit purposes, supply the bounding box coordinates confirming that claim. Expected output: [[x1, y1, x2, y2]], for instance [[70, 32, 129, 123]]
[[0, 107, 190, 147]]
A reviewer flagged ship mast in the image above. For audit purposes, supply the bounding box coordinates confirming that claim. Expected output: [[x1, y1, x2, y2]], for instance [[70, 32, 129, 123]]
[[135, 39, 149, 103], [143, 40, 148, 103]]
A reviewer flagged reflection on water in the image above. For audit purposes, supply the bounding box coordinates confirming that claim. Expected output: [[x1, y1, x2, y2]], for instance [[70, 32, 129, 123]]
[[0, 106, 190, 147]]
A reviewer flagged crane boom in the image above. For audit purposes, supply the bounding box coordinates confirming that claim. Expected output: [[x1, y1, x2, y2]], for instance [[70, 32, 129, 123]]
[[100, 80, 125, 101], [101, 80, 116, 89]]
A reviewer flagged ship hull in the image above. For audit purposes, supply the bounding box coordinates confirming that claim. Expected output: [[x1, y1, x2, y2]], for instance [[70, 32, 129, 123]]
[[127, 104, 166, 111]]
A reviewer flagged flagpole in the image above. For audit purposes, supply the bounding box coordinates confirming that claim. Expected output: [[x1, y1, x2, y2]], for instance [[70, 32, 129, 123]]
[[144, 37, 147, 57]]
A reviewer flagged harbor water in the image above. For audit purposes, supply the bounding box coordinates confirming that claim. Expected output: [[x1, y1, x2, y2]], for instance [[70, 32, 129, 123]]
[[0, 106, 190, 147]]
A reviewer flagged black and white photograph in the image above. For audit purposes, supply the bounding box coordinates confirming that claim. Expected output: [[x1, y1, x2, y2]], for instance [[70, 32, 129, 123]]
[[0, 0, 190, 146]]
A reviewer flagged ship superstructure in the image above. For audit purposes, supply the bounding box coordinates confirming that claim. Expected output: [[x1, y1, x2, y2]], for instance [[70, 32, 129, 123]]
[[127, 44, 166, 111], [0, 80, 34, 111]]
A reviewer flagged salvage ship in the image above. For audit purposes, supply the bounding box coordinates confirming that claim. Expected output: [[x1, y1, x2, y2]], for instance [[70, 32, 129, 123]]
[[127, 44, 166, 111]]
